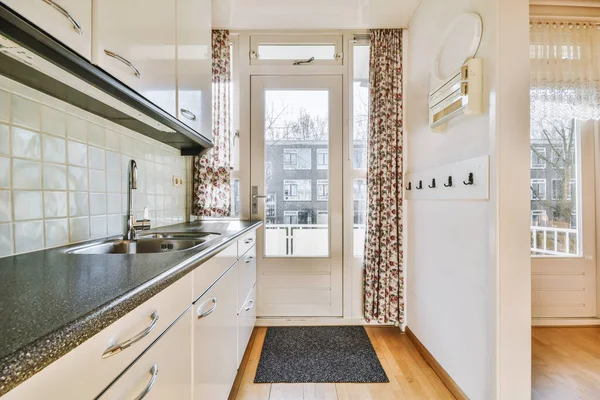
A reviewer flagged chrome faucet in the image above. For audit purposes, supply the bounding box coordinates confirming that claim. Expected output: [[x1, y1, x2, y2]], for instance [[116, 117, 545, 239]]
[[124, 159, 138, 240]]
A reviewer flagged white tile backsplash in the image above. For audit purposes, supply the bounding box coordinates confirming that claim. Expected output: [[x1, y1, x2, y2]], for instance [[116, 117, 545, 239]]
[[12, 127, 41, 160], [0, 76, 189, 257], [13, 191, 43, 221], [13, 159, 41, 189]]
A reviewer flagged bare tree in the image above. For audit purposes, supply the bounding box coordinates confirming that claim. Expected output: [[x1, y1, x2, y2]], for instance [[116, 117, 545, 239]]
[[531, 118, 576, 226]]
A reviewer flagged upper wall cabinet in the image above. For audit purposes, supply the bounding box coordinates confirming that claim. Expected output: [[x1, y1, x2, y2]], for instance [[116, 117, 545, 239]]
[[176, 0, 212, 142], [2, 0, 92, 60], [92, 0, 177, 117]]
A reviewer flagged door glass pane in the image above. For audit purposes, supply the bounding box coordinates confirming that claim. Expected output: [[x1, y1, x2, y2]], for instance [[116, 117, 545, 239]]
[[353, 45, 369, 169], [530, 118, 580, 256], [353, 179, 367, 256], [264, 90, 329, 257]]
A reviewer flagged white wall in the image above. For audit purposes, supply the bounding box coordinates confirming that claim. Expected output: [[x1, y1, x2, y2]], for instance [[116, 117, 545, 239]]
[[0, 76, 190, 257], [405, 0, 531, 399]]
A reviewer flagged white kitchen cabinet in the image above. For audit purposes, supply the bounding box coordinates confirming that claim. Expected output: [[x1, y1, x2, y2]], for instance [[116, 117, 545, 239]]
[[237, 285, 256, 368], [192, 241, 237, 302], [237, 245, 256, 312], [3, 0, 92, 60], [98, 307, 193, 400], [1, 274, 192, 400], [92, 0, 177, 116], [176, 0, 212, 141], [193, 264, 238, 400]]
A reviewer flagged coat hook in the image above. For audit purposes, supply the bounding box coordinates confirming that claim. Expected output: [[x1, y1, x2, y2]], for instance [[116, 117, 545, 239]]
[[463, 172, 474, 185], [444, 176, 453, 187], [416, 180, 423, 190], [406, 182, 412, 190], [428, 178, 436, 188]]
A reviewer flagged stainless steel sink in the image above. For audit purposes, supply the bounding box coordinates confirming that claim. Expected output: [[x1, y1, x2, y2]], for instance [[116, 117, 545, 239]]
[[137, 232, 220, 241], [67, 236, 218, 255]]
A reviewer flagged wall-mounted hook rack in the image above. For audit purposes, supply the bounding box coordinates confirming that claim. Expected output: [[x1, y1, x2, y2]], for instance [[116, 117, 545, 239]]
[[428, 178, 436, 188], [444, 176, 453, 187], [416, 180, 423, 190], [463, 172, 474, 185], [406, 182, 412, 190]]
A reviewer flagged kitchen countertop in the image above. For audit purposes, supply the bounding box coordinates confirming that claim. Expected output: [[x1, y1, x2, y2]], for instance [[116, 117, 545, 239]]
[[0, 220, 262, 396]]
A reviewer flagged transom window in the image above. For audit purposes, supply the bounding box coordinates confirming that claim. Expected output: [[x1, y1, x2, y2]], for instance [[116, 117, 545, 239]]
[[250, 35, 343, 66]]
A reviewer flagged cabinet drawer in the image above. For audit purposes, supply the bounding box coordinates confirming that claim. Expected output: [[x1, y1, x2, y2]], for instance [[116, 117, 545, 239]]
[[3, 0, 92, 61], [98, 308, 192, 399], [192, 242, 237, 302], [238, 230, 256, 257], [2, 273, 192, 400], [237, 245, 256, 312], [237, 286, 256, 368]]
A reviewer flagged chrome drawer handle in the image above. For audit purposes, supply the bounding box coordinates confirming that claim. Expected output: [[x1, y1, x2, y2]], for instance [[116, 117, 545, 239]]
[[244, 238, 253, 244], [102, 312, 159, 359], [104, 49, 141, 78], [134, 364, 158, 400], [180, 108, 197, 120], [42, 0, 83, 35], [244, 256, 253, 264], [197, 297, 217, 319], [244, 299, 254, 311]]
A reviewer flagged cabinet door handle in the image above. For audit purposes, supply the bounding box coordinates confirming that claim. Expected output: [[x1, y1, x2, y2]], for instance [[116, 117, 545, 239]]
[[244, 256, 253, 264], [102, 312, 159, 359], [180, 108, 197, 121], [104, 49, 141, 78], [244, 299, 254, 311], [42, 0, 83, 35], [244, 238, 253, 244], [197, 297, 217, 319], [134, 364, 158, 400]]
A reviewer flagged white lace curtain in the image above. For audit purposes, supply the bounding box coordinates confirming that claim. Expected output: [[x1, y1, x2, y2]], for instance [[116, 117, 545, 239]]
[[531, 21, 600, 128]]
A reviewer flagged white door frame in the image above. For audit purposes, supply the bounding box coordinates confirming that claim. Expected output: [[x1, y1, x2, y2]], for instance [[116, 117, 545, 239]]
[[250, 75, 343, 317]]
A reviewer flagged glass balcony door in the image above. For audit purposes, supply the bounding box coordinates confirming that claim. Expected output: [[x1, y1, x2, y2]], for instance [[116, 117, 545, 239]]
[[531, 120, 597, 318], [250, 75, 343, 317]]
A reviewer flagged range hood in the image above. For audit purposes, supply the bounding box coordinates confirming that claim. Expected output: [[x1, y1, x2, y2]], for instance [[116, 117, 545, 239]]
[[0, 5, 212, 156]]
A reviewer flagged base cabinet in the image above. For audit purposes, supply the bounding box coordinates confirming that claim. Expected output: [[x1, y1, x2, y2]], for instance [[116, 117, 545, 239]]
[[237, 286, 257, 368], [193, 264, 238, 400], [97, 307, 193, 399]]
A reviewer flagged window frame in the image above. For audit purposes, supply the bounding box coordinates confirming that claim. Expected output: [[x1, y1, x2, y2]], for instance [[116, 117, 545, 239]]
[[531, 209, 547, 226], [250, 34, 344, 66], [283, 149, 299, 170], [531, 147, 547, 169], [531, 178, 547, 200], [317, 179, 329, 201], [317, 148, 328, 170], [284, 179, 311, 201], [283, 210, 299, 225]]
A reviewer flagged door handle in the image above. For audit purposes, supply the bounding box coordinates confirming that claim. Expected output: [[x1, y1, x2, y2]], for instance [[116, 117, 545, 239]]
[[252, 185, 268, 214]]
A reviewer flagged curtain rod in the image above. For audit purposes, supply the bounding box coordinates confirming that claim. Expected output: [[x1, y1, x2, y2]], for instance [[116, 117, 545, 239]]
[[530, 5, 600, 22]]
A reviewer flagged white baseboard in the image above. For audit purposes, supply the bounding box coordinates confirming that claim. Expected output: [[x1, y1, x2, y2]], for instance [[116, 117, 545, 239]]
[[255, 317, 396, 327], [532, 318, 600, 327]]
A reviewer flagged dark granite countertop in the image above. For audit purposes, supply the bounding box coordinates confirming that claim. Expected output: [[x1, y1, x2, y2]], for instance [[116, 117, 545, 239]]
[[0, 220, 262, 396]]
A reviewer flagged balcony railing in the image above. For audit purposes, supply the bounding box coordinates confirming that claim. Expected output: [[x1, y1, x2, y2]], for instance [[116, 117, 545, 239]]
[[265, 224, 366, 257], [531, 226, 578, 256]]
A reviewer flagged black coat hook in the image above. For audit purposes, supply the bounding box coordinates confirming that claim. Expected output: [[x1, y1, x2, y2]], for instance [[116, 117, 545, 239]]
[[463, 172, 474, 185], [444, 176, 453, 187], [406, 182, 412, 190], [428, 178, 436, 188], [416, 180, 423, 190]]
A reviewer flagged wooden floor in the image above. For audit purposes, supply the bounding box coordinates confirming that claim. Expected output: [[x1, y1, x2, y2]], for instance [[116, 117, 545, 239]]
[[532, 327, 600, 400], [229, 327, 455, 400]]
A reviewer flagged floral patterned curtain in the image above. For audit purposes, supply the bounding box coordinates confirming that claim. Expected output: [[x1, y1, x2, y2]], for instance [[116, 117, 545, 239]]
[[192, 30, 231, 217], [363, 29, 404, 324]]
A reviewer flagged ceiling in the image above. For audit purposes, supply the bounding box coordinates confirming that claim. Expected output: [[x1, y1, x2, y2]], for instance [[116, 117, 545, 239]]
[[212, 0, 421, 30]]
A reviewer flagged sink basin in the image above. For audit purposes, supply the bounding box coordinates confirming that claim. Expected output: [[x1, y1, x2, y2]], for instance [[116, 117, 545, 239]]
[[137, 232, 220, 241], [67, 237, 213, 255]]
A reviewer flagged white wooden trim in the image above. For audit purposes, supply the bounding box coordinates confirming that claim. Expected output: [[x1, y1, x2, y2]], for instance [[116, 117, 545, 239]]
[[532, 318, 600, 326], [256, 317, 395, 326]]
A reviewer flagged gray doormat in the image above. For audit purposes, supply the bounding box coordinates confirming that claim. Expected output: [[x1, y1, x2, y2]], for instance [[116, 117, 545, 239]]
[[254, 326, 389, 383]]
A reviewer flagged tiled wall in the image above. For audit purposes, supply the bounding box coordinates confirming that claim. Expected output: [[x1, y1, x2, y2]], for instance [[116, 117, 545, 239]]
[[0, 76, 190, 257]]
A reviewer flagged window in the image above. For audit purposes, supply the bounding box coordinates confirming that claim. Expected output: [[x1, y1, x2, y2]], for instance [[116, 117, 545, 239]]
[[551, 179, 575, 201], [317, 211, 328, 224], [317, 148, 328, 170], [230, 179, 240, 217], [317, 180, 328, 201], [531, 210, 547, 226], [353, 147, 367, 169], [284, 179, 311, 201], [531, 147, 546, 169], [283, 149, 298, 169], [266, 162, 273, 179], [353, 44, 369, 169], [284, 211, 299, 225], [353, 179, 367, 224], [266, 194, 276, 218], [250, 35, 343, 66], [531, 179, 547, 200]]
